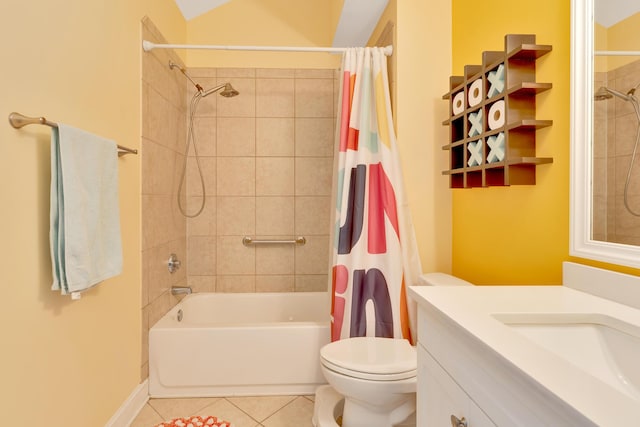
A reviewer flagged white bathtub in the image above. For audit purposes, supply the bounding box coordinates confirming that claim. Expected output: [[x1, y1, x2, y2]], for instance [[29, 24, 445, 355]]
[[149, 292, 331, 397]]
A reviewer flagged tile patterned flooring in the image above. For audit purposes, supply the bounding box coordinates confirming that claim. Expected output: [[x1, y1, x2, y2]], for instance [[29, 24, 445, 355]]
[[130, 395, 315, 427]]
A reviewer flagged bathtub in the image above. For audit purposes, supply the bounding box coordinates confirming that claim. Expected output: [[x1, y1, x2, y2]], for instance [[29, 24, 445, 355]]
[[148, 292, 331, 397]]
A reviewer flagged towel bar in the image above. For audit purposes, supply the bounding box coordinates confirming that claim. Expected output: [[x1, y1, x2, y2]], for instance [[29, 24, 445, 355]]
[[8, 112, 138, 156]]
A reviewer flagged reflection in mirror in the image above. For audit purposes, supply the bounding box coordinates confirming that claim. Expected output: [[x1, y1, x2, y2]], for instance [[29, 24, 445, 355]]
[[592, 0, 640, 245], [570, 0, 640, 268]]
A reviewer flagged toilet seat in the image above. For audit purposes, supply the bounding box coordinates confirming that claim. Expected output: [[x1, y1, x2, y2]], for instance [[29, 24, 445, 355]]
[[320, 337, 416, 381]]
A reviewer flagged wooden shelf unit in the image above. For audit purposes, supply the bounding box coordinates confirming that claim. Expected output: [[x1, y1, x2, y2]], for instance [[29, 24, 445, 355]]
[[442, 34, 553, 188]]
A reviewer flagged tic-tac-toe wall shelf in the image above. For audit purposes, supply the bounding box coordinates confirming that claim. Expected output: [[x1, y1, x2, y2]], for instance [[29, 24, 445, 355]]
[[442, 34, 553, 188]]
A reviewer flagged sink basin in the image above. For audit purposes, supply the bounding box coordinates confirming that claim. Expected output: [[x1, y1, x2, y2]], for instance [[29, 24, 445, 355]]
[[493, 313, 640, 399]]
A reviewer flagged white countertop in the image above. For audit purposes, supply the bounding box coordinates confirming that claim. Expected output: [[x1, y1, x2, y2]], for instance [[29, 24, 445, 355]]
[[408, 284, 640, 426]]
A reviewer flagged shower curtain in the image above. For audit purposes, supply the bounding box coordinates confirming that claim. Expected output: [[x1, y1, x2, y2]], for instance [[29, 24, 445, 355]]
[[330, 47, 422, 343]]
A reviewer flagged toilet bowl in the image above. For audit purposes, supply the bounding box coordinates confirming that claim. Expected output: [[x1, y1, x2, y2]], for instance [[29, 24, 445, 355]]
[[320, 337, 417, 427], [313, 273, 473, 427]]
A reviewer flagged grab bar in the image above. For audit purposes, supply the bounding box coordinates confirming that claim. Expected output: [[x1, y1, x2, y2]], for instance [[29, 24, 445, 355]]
[[242, 236, 306, 246]]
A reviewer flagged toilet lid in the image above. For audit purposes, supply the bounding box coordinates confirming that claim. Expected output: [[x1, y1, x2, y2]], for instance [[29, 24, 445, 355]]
[[320, 337, 416, 381]]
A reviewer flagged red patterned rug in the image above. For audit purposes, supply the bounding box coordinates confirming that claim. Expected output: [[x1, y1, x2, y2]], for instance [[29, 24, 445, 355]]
[[154, 415, 231, 427]]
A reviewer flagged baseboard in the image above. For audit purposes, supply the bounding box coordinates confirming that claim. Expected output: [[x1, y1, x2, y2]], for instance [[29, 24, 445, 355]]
[[105, 379, 149, 427]]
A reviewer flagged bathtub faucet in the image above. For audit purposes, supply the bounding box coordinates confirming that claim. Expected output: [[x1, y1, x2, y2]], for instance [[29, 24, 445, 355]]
[[171, 286, 192, 295]]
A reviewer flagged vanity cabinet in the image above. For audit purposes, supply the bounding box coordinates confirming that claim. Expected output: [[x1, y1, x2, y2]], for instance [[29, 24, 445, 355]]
[[418, 345, 495, 427], [442, 34, 552, 188], [413, 291, 596, 427]]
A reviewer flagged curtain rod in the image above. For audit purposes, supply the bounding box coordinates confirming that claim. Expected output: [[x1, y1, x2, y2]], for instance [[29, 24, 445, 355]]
[[142, 40, 393, 56], [595, 50, 640, 56]]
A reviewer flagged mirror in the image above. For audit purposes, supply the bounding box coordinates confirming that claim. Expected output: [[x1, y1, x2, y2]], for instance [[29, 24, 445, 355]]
[[570, 0, 640, 268]]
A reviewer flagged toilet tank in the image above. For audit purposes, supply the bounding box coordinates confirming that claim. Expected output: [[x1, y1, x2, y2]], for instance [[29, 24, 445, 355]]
[[418, 273, 474, 287]]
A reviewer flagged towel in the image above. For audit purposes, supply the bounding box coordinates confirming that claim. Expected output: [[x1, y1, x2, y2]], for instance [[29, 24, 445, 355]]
[[50, 124, 123, 296]]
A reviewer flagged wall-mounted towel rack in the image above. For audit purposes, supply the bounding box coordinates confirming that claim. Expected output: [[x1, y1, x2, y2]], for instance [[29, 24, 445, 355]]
[[8, 112, 138, 156], [242, 236, 306, 246]]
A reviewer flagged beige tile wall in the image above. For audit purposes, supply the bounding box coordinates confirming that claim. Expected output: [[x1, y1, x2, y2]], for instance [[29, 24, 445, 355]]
[[140, 18, 189, 381], [593, 71, 608, 241], [186, 67, 337, 293], [593, 60, 640, 245], [140, 18, 338, 381]]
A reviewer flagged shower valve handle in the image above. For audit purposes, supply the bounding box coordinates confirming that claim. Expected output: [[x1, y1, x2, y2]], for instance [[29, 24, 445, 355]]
[[167, 253, 181, 274], [450, 415, 467, 427]]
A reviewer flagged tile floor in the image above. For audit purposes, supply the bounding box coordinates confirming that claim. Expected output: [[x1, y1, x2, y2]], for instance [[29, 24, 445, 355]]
[[130, 395, 315, 427]]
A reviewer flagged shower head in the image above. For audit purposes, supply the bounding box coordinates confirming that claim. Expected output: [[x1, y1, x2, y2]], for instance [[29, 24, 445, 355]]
[[220, 83, 240, 97], [595, 86, 632, 102], [594, 86, 614, 101], [168, 61, 240, 98], [201, 82, 240, 98]]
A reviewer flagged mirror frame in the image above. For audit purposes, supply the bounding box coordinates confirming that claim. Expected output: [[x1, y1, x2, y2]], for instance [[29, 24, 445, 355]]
[[570, 0, 640, 268]]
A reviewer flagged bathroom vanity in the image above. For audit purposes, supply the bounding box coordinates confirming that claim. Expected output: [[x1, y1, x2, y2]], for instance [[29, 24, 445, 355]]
[[408, 262, 640, 426]]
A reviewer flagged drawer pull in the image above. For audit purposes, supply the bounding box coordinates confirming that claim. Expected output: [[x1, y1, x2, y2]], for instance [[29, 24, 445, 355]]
[[450, 415, 468, 427]]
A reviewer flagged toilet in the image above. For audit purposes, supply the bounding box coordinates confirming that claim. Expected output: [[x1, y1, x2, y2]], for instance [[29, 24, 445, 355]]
[[313, 273, 473, 427]]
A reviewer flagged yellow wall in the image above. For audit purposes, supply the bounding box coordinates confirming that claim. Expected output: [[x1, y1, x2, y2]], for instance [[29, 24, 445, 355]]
[[451, 0, 640, 283], [186, 0, 341, 68], [368, 1, 398, 129], [0, 1, 185, 425], [594, 23, 608, 73], [604, 12, 640, 71], [396, 0, 453, 273], [365, 0, 453, 275], [451, 0, 570, 284]]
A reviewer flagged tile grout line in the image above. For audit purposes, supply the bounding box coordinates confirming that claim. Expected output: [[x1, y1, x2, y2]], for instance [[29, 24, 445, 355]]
[[136, 394, 316, 426], [194, 398, 225, 419], [253, 77, 258, 291], [293, 75, 298, 291], [146, 401, 169, 423], [260, 396, 306, 426], [222, 397, 263, 425], [262, 395, 299, 423]]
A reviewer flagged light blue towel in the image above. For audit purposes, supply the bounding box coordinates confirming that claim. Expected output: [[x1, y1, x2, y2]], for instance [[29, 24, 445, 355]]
[[50, 124, 123, 296]]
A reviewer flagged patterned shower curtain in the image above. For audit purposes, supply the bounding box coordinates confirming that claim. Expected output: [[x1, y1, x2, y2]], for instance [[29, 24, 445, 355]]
[[330, 47, 422, 343]]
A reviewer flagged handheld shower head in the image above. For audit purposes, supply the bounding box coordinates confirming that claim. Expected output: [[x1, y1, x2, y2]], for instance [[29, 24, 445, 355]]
[[608, 87, 632, 101], [168, 61, 184, 72], [627, 82, 640, 96], [169, 60, 204, 93], [595, 86, 632, 102]]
